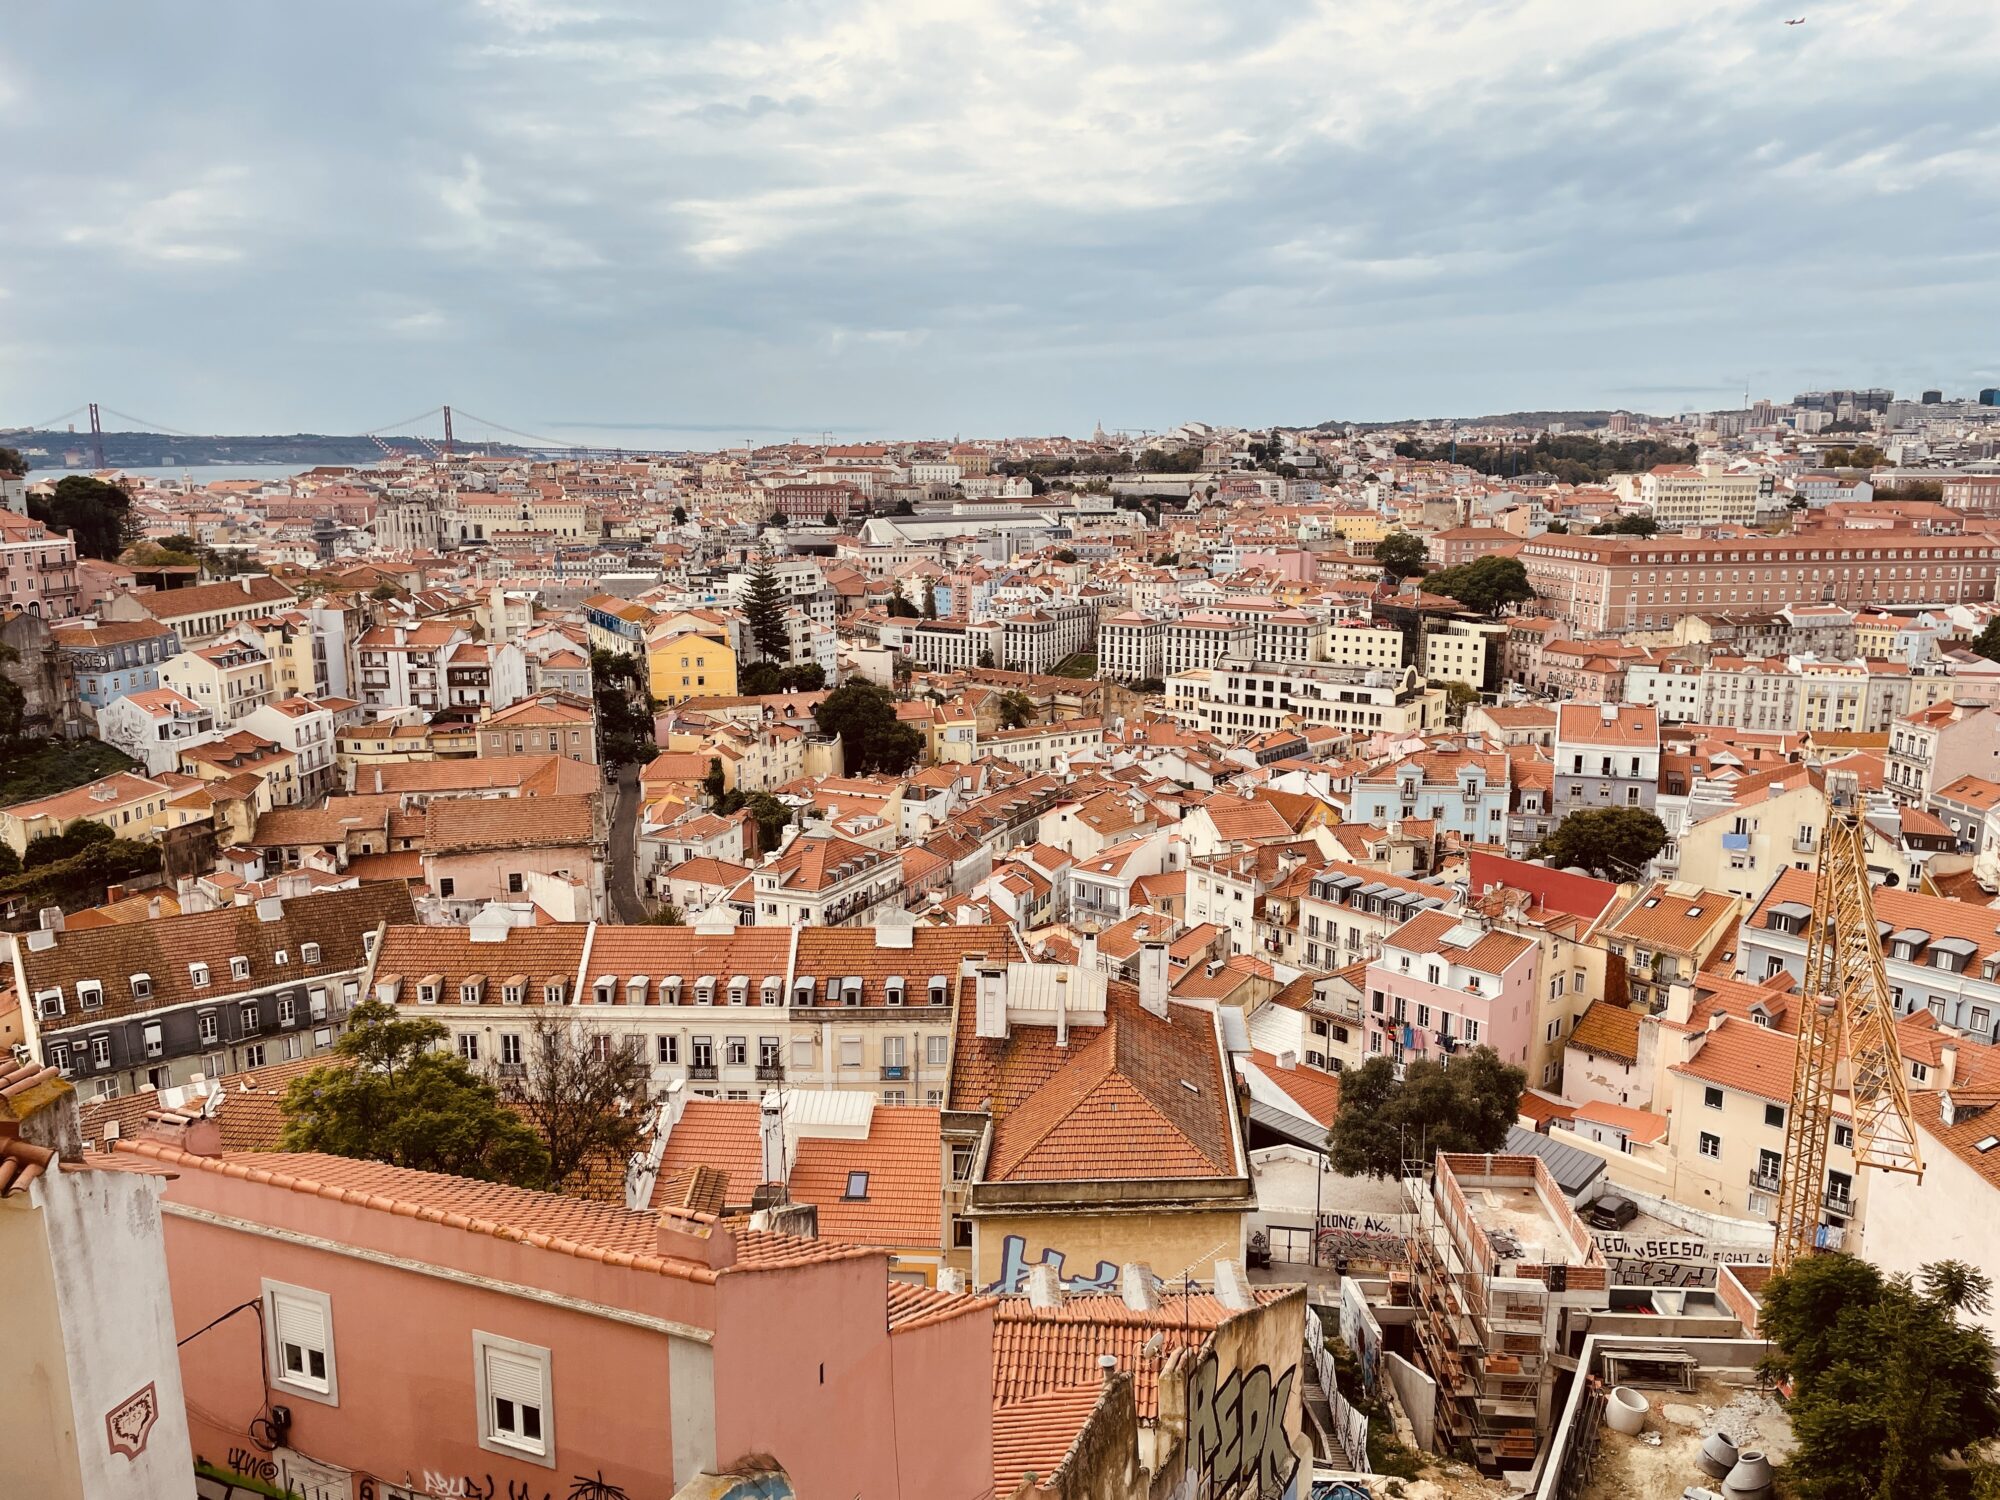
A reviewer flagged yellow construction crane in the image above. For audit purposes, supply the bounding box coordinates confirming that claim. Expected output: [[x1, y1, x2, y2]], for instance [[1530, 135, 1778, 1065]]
[[1771, 769, 1923, 1272]]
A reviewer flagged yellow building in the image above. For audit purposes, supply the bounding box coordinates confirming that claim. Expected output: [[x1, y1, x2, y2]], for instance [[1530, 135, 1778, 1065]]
[[647, 627, 738, 704], [0, 772, 174, 856]]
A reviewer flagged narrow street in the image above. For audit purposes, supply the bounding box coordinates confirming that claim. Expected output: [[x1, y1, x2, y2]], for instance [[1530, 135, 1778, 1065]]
[[607, 763, 649, 924]]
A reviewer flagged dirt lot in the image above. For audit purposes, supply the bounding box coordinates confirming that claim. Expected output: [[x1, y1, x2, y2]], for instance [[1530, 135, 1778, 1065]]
[[1585, 1375, 1795, 1500]]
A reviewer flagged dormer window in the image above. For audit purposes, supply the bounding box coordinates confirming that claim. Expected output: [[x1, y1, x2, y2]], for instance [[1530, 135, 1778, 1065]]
[[593, 977, 615, 1005], [660, 975, 684, 1005], [841, 976, 864, 1007], [77, 980, 104, 1010], [543, 980, 567, 1005], [885, 977, 905, 1007], [34, 988, 64, 1020], [130, 973, 151, 1001], [230, 956, 251, 982], [502, 975, 526, 1005], [274, 949, 289, 967], [728, 976, 749, 1006], [794, 977, 816, 1006], [928, 975, 950, 1006], [761, 977, 783, 1006], [461, 977, 485, 1005], [626, 976, 648, 1006], [190, 963, 210, 989], [417, 974, 441, 1004], [302, 943, 322, 965], [695, 975, 716, 1005]]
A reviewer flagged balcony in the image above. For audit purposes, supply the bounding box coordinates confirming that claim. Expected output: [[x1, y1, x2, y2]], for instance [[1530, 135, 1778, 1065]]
[[755, 1063, 784, 1082], [495, 1061, 526, 1079], [688, 1063, 719, 1080], [1823, 1191, 1855, 1218], [1750, 1167, 1785, 1195], [880, 1064, 908, 1080]]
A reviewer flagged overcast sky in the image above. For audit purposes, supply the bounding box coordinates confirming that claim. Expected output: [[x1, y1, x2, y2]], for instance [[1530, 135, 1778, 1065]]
[[4, 0, 1998, 444]]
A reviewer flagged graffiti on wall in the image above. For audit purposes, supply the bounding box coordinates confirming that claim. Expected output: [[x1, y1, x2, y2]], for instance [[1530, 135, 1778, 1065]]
[[358, 1471, 635, 1500], [1188, 1350, 1299, 1498], [1601, 1256, 1716, 1288], [106, 1382, 160, 1460], [1314, 1211, 1409, 1267], [984, 1233, 1120, 1293], [1590, 1230, 1767, 1266]]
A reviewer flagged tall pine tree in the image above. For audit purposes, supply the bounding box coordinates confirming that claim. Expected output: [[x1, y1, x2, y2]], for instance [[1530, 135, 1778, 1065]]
[[743, 554, 791, 663]]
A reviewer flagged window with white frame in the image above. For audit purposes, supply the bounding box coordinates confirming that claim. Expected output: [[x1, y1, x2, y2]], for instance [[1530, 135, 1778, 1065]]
[[264, 1280, 338, 1404], [475, 1332, 552, 1464]]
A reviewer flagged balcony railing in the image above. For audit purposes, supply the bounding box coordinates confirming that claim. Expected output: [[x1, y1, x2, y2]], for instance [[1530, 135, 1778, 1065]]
[[1823, 1191, 1855, 1217], [880, 1064, 908, 1080], [1750, 1168, 1784, 1195], [688, 1063, 719, 1080], [755, 1063, 784, 1081]]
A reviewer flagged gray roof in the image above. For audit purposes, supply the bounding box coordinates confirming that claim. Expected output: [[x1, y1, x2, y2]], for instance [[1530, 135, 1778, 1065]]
[[1504, 1125, 1607, 1197]]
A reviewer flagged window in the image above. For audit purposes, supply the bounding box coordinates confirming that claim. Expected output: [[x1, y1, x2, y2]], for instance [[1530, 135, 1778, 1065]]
[[439, 878, 456, 898], [278, 996, 296, 1027], [475, 1333, 552, 1465], [926, 1035, 949, 1067], [500, 1033, 522, 1066], [657, 1035, 679, 1065], [507, 872, 525, 895], [302, 942, 321, 965], [91, 1035, 112, 1068], [458, 1033, 480, 1063], [197, 1011, 218, 1044], [241, 1002, 261, 1034], [840, 1035, 863, 1068], [725, 1037, 748, 1066], [244, 1043, 266, 1068], [1834, 1122, 1854, 1149], [1765, 1103, 1785, 1128], [844, 1170, 870, 1199], [1704, 1086, 1724, 1110], [230, 956, 251, 982], [691, 1037, 714, 1068], [190, 962, 210, 989], [78, 980, 104, 1010], [1699, 1131, 1721, 1159], [1912, 1061, 1930, 1083], [1462, 1018, 1479, 1043], [264, 1281, 338, 1404]]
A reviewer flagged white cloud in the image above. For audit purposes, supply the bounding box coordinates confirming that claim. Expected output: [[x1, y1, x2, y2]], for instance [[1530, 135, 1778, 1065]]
[[59, 166, 258, 266]]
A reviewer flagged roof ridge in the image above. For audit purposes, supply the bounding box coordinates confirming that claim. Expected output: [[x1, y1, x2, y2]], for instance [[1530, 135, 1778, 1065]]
[[110, 1139, 718, 1283]]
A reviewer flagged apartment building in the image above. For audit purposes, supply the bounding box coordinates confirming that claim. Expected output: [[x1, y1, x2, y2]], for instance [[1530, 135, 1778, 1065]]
[[12, 882, 416, 1098], [0, 770, 175, 855], [1552, 702, 1660, 822], [48, 617, 180, 715], [158, 634, 274, 727], [1350, 747, 1511, 845], [1162, 613, 1257, 676], [104, 573, 296, 644], [376, 921, 1017, 1107], [1198, 658, 1443, 740], [478, 692, 597, 764], [974, 717, 1104, 774], [1518, 531, 2000, 631], [1597, 881, 1743, 1013], [1296, 864, 1450, 972], [1422, 619, 1507, 691], [1323, 618, 1409, 671], [238, 696, 338, 803], [422, 794, 607, 923], [95, 687, 219, 775], [1743, 867, 2000, 1045], [1625, 463, 1770, 526], [1363, 910, 1539, 1070], [1886, 698, 2000, 806], [1097, 612, 1167, 681], [0, 507, 81, 618], [1000, 599, 1095, 673], [752, 834, 904, 927], [353, 621, 470, 712]]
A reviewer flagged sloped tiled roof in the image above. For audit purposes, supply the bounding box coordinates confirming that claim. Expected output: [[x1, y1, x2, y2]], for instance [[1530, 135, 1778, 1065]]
[[1568, 1002, 1641, 1064], [993, 1383, 1107, 1499], [423, 793, 596, 853]]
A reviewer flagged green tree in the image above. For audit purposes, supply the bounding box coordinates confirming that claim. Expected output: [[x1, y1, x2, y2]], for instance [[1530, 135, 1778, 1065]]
[[1052, 547, 1078, 564], [0, 445, 27, 476], [714, 787, 797, 854], [1762, 1253, 2000, 1500], [1421, 556, 1537, 616], [996, 691, 1038, 730], [921, 579, 938, 619], [590, 647, 657, 765], [701, 756, 727, 804], [24, 819, 113, 869], [885, 596, 922, 619], [977, 650, 997, 669], [1974, 618, 2000, 664], [892, 498, 917, 516], [813, 680, 923, 776], [1588, 514, 1659, 537], [30, 475, 138, 560], [777, 663, 826, 692], [1441, 680, 1480, 725], [0, 844, 18, 878], [1374, 531, 1430, 582], [1328, 1048, 1525, 1178], [742, 555, 791, 663], [497, 1012, 658, 1194], [279, 1001, 551, 1187], [739, 661, 784, 696], [646, 904, 687, 925], [369, 582, 402, 601], [1531, 806, 1668, 878], [670, 504, 688, 526]]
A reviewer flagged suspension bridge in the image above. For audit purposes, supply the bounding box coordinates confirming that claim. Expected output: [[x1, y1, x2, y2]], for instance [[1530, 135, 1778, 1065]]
[[1, 403, 650, 469]]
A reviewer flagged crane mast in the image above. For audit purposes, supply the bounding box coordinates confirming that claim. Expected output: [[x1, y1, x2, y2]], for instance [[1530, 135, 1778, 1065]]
[[1771, 770, 1923, 1272]]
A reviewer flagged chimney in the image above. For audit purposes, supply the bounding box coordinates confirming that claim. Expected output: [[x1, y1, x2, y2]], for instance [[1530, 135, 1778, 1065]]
[[976, 966, 1009, 1040], [1120, 1263, 1161, 1312], [1078, 931, 1098, 972], [1098, 1354, 1119, 1384], [147, 897, 162, 919], [240, 576, 254, 595], [655, 1208, 737, 1270], [138, 1106, 223, 1158], [759, 1094, 787, 1186], [936, 1267, 971, 1295], [1138, 941, 1170, 1019], [1214, 1259, 1254, 1312], [38, 906, 64, 933], [0, 1063, 84, 1165], [1941, 1043, 1959, 1091], [1055, 970, 1069, 1048], [1599, 702, 1618, 725], [1026, 1262, 1063, 1309]]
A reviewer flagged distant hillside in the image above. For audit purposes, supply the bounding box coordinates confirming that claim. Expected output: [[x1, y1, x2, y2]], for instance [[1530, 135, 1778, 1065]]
[[0, 428, 546, 470], [1391, 433, 1695, 485], [1315, 410, 1661, 433]]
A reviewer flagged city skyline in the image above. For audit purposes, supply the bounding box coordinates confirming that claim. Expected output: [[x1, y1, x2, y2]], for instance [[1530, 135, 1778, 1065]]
[[6, 0, 2000, 441]]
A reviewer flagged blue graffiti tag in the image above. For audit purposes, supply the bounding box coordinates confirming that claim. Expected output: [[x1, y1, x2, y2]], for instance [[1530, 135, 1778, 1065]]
[[984, 1233, 1119, 1293]]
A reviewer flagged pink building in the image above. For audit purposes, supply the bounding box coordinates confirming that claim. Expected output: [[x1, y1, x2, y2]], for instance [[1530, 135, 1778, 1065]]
[[120, 1131, 993, 1499], [1362, 909, 1539, 1069], [0, 506, 81, 618]]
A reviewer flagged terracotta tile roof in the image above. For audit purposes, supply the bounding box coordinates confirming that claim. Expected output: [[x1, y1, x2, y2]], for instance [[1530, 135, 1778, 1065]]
[[1556, 703, 1660, 747], [791, 1108, 943, 1247], [1750, 866, 2000, 970], [423, 793, 597, 853], [360, 755, 597, 797], [1245, 1052, 1341, 1126], [887, 1280, 995, 1332], [18, 882, 416, 1031], [1603, 881, 1740, 956], [978, 993, 1236, 1184], [1669, 1016, 1801, 1107], [993, 1382, 1108, 1498], [1517, 1090, 1577, 1127], [132, 575, 294, 621], [990, 1288, 1295, 1416], [1380, 909, 1536, 974], [1568, 1002, 1641, 1064], [762, 833, 892, 892], [111, 1142, 722, 1279], [1572, 1099, 1668, 1144], [653, 1101, 766, 1207], [1, 770, 171, 822], [1914, 1093, 2000, 1192]]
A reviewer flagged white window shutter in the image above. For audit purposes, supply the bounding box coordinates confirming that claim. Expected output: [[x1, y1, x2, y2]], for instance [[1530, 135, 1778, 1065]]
[[275, 1292, 326, 1353], [487, 1346, 543, 1407]]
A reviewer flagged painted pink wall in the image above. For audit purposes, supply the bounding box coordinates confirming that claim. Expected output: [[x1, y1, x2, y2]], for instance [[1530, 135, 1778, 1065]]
[[712, 1258, 992, 1500], [158, 1167, 706, 1495], [1368, 954, 1538, 1067]]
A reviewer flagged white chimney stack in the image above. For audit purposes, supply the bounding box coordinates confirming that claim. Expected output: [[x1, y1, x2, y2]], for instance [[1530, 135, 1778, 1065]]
[[1120, 1263, 1160, 1312], [1078, 931, 1099, 972], [1214, 1259, 1254, 1312], [1026, 1262, 1063, 1309], [1138, 942, 1170, 1019], [976, 966, 1009, 1040], [758, 1095, 786, 1186]]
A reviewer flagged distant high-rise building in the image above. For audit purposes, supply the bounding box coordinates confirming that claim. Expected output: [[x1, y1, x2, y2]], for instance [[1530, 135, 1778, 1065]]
[[1981, 389, 1999, 407], [1923, 389, 1944, 404]]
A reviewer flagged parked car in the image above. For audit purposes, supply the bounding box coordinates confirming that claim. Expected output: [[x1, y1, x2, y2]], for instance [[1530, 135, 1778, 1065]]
[[1582, 1193, 1638, 1230]]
